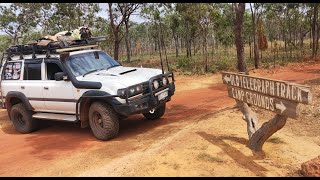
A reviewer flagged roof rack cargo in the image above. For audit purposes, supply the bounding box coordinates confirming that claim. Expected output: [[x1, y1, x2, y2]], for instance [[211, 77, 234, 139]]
[[4, 36, 106, 61]]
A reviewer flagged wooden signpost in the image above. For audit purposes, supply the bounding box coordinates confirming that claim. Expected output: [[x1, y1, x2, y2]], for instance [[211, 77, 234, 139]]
[[221, 71, 312, 151], [222, 71, 312, 119]]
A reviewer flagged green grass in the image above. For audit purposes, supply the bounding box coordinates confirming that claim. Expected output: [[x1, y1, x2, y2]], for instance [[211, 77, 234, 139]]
[[116, 39, 317, 75]]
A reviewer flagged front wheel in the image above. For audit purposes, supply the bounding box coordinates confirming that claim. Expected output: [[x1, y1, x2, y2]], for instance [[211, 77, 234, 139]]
[[89, 102, 119, 141], [143, 104, 166, 120]]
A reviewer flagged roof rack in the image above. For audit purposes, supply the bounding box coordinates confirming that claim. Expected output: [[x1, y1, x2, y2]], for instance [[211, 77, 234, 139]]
[[5, 36, 106, 61]]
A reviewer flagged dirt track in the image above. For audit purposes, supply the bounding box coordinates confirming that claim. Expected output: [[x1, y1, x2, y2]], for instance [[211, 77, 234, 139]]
[[1, 61, 320, 177]]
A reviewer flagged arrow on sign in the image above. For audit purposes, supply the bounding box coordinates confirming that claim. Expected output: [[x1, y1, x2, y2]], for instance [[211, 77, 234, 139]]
[[223, 75, 230, 83], [276, 101, 286, 114]]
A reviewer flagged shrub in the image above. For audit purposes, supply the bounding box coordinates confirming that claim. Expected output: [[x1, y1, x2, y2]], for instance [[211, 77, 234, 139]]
[[215, 60, 230, 71]]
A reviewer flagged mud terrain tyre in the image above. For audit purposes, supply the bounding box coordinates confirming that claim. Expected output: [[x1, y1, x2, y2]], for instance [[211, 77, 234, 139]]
[[89, 102, 119, 140], [143, 104, 166, 120], [10, 103, 37, 133]]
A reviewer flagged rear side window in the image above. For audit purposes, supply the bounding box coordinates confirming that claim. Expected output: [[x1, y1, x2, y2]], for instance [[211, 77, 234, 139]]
[[3, 62, 22, 80], [24, 63, 42, 80]]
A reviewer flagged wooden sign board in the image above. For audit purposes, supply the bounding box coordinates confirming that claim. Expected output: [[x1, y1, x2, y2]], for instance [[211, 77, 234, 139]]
[[222, 71, 312, 119]]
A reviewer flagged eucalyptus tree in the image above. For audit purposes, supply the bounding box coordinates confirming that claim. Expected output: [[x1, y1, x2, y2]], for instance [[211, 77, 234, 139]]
[[214, 3, 234, 50], [0, 34, 11, 52], [141, 3, 170, 70], [118, 3, 141, 62], [176, 3, 200, 57], [0, 3, 43, 45], [311, 3, 319, 59], [164, 4, 182, 58], [45, 3, 99, 34]]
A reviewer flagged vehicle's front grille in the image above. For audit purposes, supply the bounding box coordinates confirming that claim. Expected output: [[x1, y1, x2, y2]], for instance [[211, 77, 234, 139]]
[[142, 83, 149, 94]]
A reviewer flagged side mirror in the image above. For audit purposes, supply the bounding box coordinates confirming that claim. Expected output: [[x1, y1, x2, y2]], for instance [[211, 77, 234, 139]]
[[54, 72, 68, 81]]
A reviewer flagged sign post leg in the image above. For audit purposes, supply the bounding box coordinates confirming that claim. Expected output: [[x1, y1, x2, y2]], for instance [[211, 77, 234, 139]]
[[236, 100, 288, 152], [236, 100, 258, 139], [248, 114, 288, 152]]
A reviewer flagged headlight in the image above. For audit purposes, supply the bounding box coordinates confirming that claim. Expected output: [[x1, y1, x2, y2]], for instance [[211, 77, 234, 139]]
[[153, 80, 159, 89], [117, 88, 126, 98], [162, 77, 167, 86]]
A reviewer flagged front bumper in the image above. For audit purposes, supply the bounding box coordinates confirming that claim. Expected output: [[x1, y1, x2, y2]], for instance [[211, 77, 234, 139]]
[[113, 73, 175, 117]]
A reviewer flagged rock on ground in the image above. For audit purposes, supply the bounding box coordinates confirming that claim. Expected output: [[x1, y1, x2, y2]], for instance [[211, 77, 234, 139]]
[[301, 156, 320, 177]]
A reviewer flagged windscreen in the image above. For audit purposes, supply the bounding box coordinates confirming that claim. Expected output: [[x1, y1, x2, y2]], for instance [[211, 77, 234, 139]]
[[65, 51, 121, 77]]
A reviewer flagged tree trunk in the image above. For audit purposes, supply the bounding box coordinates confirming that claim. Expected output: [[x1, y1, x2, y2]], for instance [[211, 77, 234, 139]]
[[157, 22, 164, 73], [193, 38, 196, 56], [300, 27, 304, 48], [174, 34, 179, 58], [125, 19, 131, 62], [233, 3, 247, 73], [250, 3, 259, 69], [159, 20, 169, 72], [288, 9, 292, 59], [317, 26, 320, 59], [13, 33, 18, 45], [203, 29, 208, 72], [312, 4, 318, 60], [114, 33, 120, 60], [205, 33, 208, 72], [249, 35, 252, 59], [310, 27, 312, 49], [180, 38, 183, 54]]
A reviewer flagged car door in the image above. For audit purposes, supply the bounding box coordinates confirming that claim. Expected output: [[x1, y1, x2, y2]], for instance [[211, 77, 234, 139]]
[[42, 59, 77, 114], [20, 59, 47, 112]]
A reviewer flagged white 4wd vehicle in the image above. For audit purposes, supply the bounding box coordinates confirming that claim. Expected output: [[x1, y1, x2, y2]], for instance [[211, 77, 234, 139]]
[[0, 42, 175, 140]]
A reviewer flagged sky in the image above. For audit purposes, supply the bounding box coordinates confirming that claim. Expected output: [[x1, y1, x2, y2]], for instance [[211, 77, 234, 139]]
[[98, 3, 145, 23], [0, 3, 251, 35]]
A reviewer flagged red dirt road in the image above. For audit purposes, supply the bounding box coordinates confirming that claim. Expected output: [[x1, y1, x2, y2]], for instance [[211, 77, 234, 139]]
[[0, 61, 320, 176]]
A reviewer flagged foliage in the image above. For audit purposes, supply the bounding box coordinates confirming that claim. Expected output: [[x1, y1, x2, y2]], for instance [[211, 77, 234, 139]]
[[0, 34, 11, 52], [0, 3, 318, 73]]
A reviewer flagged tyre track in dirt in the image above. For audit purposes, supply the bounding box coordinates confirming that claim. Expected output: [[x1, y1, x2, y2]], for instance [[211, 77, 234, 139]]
[[1, 62, 320, 176]]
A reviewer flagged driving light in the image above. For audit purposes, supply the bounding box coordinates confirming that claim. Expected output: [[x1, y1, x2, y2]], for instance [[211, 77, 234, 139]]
[[162, 77, 167, 86], [153, 80, 159, 89], [129, 88, 135, 94], [136, 85, 142, 92]]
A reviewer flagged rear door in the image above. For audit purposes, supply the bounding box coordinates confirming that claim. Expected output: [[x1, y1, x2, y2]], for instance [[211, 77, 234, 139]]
[[20, 59, 46, 112]]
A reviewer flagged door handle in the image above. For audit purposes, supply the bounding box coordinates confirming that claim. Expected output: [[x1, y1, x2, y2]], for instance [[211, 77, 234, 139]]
[[44, 87, 49, 90], [20, 86, 25, 89]]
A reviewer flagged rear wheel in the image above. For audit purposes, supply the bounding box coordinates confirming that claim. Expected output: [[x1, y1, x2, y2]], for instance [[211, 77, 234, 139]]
[[10, 103, 38, 133], [143, 104, 166, 120], [89, 102, 119, 140]]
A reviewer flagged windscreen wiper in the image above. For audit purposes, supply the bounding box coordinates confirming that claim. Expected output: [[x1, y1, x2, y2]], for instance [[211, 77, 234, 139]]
[[105, 64, 121, 71], [83, 68, 104, 77]]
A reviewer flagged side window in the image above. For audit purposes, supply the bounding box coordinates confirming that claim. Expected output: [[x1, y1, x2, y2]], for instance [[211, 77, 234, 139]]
[[3, 62, 22, 80], [24, 63, 42, 80], [46, 62, 63, 80]]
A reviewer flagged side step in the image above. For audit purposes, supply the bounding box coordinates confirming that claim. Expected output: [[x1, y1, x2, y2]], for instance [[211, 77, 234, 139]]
[[32, 113, 77, 122]]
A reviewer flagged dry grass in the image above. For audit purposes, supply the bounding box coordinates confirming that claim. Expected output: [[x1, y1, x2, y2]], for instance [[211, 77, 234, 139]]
[[197, 153, 224, 163], [267, 137, 286, 144]]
